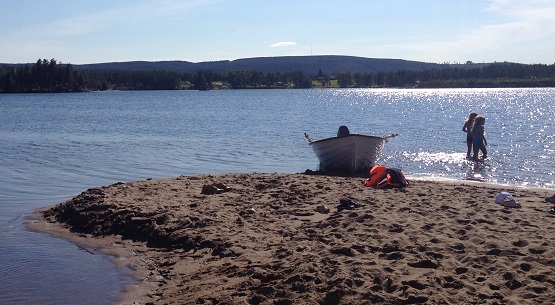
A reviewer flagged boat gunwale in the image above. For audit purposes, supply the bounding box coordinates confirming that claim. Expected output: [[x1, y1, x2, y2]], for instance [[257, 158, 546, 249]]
[[309, 134, 385, 145]]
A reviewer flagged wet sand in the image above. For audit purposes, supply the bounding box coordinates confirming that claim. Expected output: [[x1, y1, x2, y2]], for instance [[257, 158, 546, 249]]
[[28, 173, 555, 305]]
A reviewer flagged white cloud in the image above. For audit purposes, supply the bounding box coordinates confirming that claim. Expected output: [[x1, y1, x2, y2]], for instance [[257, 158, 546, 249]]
[[389, 0, 555, 63], [0, 41, 64, 63], [469, 0, 555, 46], [270, 42, 297, 47], [1, 0, 218, 63], [7, 0, 215, 39]]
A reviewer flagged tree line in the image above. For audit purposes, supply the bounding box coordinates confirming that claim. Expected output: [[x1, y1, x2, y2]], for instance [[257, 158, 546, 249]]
[[1, 58, 555, 93]]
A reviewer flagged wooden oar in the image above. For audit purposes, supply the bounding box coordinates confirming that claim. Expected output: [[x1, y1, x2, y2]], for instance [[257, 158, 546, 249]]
[[304, 133, 313, 143]]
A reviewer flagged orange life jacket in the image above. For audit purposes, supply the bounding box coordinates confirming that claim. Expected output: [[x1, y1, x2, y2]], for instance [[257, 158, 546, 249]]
[[375, 172, 400, 189], [364, 164, 387, 187], [375, 168, 410, 189], [364, 165, 409, 189]]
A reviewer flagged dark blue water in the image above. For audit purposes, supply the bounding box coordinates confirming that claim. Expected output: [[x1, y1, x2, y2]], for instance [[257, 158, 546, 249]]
[[1, 88, 554, 304]]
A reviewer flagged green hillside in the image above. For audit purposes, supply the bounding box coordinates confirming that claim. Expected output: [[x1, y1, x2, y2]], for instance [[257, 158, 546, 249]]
[[71, 55, 452, 75]]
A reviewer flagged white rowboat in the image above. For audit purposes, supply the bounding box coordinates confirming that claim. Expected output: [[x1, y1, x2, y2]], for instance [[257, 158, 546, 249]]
[[305, 126, 396, 173]]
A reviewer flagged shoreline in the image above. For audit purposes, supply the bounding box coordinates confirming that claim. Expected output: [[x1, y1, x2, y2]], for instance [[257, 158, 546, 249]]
[[27, 173, 555, 305], [26, 206, 159, 305]]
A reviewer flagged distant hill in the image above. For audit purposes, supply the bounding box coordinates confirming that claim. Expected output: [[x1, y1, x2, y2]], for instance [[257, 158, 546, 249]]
[[3, 56, 553, 92], [70, 56, 453, 75]]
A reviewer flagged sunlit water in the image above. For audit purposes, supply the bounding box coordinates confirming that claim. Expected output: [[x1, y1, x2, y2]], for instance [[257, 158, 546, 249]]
[[1, 88, 554, 304]]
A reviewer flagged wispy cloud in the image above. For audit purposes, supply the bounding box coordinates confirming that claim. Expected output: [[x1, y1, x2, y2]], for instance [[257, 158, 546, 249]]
[[270, 42, 297, 47], [485, 0, 555, 38], [395, 0, 555, 63], [1, 0, 218, 62], [1, 41, 63, 63], [7, 0, 214, 39]]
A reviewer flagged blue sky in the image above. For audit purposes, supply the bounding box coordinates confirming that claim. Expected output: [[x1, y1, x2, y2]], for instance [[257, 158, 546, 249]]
[[1, 0, 554, 64]]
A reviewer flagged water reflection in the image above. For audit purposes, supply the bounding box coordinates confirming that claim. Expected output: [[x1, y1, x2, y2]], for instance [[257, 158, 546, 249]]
[[399, 151, 497, 183], [463, 160, 492, 182]]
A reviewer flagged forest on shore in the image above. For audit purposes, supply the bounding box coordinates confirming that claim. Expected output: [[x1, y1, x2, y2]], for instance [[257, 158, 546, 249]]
[[1, 57, 555, 93]]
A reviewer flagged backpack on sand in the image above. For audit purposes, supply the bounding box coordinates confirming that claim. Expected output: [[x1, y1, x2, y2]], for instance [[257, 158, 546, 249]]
[[381, 168, 409, 188]]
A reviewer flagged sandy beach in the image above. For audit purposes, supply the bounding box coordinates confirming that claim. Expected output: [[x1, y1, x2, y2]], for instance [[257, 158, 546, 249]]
[[28, 173, 555, 305]]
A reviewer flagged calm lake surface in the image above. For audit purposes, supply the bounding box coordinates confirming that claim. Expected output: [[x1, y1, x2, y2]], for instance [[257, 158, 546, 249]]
[[1, 88, 554, 304]]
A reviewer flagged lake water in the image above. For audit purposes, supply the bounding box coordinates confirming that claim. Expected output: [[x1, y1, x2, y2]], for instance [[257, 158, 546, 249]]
[[1, 88, 554, 304]]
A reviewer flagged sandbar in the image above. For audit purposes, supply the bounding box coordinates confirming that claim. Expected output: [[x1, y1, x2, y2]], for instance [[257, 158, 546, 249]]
[[28, 173, 555, 305]]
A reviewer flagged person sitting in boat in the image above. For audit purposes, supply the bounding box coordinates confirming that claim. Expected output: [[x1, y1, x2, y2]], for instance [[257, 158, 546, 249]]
[[337, 125, 350, 137]]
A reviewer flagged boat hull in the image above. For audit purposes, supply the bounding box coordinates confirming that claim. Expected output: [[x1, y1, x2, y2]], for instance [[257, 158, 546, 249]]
[[309, 134, 386, 173]]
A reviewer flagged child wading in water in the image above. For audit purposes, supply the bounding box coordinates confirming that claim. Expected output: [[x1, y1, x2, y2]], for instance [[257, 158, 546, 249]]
[[471, 116, 487, 161], [462, 112, 478, 158]]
